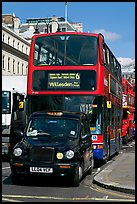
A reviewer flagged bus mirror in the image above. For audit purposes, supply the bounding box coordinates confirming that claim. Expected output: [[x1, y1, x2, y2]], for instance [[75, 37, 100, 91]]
[[19, 101, 24, 110]]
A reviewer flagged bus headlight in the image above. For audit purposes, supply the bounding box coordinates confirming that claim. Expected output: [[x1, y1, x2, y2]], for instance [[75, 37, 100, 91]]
[[13, 148, 22, 156], [65, 150, 74, 159]]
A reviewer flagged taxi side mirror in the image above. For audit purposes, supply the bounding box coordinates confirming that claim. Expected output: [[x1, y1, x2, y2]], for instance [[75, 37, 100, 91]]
[[81, 134, 92, 143]]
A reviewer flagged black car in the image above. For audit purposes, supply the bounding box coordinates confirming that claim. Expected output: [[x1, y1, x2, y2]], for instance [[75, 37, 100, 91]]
[[10, 111, 94, 186]]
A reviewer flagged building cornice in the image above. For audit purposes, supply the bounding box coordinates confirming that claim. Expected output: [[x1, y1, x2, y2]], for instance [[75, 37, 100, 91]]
[[2, 42, 29, 61], [2, 24, 31, 46]]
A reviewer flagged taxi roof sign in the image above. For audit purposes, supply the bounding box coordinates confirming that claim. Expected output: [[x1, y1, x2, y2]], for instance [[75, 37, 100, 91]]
[[47, 112, 63, 116]]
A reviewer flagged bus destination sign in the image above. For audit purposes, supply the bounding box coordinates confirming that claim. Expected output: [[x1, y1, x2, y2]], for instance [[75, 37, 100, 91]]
[[48, 73, 80, 89]]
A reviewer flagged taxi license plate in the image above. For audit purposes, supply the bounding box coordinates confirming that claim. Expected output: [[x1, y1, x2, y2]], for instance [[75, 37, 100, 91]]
[[30, 167, 53, 173]]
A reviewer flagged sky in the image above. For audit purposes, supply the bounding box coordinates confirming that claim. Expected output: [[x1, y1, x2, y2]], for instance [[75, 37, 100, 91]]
[[2, 2, 135, 68]]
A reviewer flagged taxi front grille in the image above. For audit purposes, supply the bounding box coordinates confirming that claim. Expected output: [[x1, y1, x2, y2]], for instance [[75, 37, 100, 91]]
[[30, 147, 55, 163]]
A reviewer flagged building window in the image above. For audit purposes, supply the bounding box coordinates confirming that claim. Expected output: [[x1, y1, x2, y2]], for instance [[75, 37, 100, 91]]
[[61, 27, 66, 32], [106, 48, 110, 65], [17, 42, 19, 49], [8, 36, 10, 44], [17, 62, 20, 74], [8, 57, 10, 72], [3, 33, 5, 42], [13, 60, 15, 73], [22, 64, 24, 75], [26, 65, 28, 74], [22, 45, 24, 52], [13, 40, 15, 48], [2, 55, 5, 70], [26, 47, 28, 55]]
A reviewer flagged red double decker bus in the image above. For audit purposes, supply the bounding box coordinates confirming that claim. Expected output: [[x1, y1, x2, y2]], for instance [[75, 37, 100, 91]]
[[122, 78, 135, 143], [26, 31, 122, 162], [132, 83, 135, 138]]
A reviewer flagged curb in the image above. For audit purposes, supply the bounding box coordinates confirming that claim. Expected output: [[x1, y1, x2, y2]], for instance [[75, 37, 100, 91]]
[[92, 178, 135, 195]]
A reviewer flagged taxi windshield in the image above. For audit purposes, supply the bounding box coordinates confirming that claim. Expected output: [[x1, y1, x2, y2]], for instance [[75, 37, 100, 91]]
[[26, 117, 78, 139]]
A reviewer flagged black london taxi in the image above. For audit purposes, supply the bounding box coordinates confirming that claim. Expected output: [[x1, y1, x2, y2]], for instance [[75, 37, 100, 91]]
[[10, 111, 94, 186]]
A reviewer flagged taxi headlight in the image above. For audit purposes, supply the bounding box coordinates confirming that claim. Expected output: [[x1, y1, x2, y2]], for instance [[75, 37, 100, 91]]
[[56, 152, 64, 159], [65, 150, 74, 159], [13, 148, 22, 156]]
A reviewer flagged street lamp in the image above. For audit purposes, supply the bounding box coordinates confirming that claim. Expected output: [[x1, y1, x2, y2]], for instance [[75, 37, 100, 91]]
[[33, 19, 61, 34], [50, 20, 61, 32], [33, 21, 40, 34]]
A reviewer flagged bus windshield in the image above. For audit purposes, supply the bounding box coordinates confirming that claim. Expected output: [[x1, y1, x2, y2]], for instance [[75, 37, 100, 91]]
[[26, 95, 102, 133], [34, 34, 98, 66], [2, 91, 11, 114]]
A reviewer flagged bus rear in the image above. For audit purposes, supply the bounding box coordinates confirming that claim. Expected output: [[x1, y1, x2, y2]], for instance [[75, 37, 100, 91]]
[[122, 78, 135, 143]]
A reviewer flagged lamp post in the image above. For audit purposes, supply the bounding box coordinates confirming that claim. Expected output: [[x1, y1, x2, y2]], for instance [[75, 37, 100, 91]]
[[65, 2, 68, 22], [33, 18, 61, 34], [48, 20, 60, 33], [33, 20, 40, 34]]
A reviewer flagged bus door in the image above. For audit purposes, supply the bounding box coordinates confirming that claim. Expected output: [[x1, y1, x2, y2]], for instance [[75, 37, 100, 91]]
[[89, 97, 102, 152], [114, 107, 118, 150], [102, 98, 111, 159], [2, 91, 11, 132], [89, 97, 102, 135], [109, 104, 117, 156], [116, 108, 122, 151], [2, 91, 11, 155]]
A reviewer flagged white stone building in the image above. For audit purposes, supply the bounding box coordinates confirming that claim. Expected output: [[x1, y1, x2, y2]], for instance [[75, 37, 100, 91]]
[[20, 16, 83, 42], [2, 23, 30, 76]]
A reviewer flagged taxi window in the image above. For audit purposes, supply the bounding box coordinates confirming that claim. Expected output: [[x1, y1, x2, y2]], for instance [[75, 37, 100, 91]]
[[26, 117, 78, 138]]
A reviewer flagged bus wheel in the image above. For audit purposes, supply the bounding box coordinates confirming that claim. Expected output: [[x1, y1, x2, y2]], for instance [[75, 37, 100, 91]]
[[122, 135, 128, 144], [106, 144, 110, 162]]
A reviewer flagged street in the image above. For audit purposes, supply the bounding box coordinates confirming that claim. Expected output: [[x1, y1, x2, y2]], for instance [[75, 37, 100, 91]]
[[2, 141, 135, 202]]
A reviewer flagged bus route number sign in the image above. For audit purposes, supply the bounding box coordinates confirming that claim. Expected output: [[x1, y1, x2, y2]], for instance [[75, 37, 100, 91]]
[[48, 73, 80, 89]]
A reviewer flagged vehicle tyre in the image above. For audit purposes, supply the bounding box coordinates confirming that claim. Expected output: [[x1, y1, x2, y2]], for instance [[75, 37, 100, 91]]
[[87, 159, 94, 175], [72, 163, 83, 187], [87, 166, 92, 175], [105, 144, 110, 163], [11, 173, 20, 185], [123, 135, 128, 144], [11, 173, 25, 185]]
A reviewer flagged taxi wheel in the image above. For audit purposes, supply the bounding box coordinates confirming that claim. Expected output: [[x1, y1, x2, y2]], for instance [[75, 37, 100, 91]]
[[72, 163, 83, 187], [11, 173, 25, 185], [88, 159, 94, 175], [11, 173, 20, 185]]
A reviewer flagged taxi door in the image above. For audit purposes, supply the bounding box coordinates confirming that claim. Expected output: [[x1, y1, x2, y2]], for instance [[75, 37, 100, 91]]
[[80, 118, 93, 172]]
